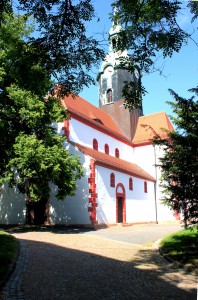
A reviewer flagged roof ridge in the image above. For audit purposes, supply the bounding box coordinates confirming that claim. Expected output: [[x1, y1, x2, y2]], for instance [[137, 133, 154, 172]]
[[165, 114, 174, 131], [139, 111, 167, 118]]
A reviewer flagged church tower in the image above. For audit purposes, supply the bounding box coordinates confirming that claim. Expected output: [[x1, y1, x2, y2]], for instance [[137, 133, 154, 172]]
[[97, 12, 143, 141]]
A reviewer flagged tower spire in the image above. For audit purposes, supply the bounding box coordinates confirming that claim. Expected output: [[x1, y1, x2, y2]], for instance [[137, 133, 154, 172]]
[[97, 7, 143, 141], [109, 6, 122, 52]]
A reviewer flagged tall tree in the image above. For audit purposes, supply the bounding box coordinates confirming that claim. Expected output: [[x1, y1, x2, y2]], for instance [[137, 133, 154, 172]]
[[154, 87, 198, 228], [0, 0, 104, 96], [0, 0, 105, 224], [112, 0, 198, 109], [0, 13, 83, 224]]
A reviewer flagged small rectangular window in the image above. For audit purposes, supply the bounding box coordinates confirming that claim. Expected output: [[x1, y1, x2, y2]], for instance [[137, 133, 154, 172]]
[[144, 181, 148, 193], [110, 173, 115, 187], [129, 178, 133, 190]]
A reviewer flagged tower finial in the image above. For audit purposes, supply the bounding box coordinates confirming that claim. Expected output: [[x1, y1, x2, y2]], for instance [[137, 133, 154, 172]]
[[113, 5, 119, 26]]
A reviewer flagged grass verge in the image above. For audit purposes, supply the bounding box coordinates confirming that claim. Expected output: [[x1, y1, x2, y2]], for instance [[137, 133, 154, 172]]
[[0, 230, 19, 288], [160, 226, 198, 273]]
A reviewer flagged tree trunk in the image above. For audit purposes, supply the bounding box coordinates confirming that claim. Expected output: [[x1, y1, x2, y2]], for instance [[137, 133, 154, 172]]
[[183, 202, 188, 229], [25, 199, 34, 225], [26, 198, 48, 225]]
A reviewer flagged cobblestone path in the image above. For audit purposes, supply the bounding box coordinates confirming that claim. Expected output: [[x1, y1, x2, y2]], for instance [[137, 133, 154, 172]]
[[1, 240, 28, 300], [1, 231, 197, 300]]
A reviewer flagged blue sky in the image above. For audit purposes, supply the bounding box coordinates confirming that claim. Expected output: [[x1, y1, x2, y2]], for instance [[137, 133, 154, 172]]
[[79, 0, 198, 118]]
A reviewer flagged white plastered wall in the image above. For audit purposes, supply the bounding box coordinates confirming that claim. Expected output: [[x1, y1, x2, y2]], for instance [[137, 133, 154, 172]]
[[66, 118, 133, 162], [95, 166, 116, 224], [125, 178, 156, 223], [95, 165, 156, 224], [49, 142, 91, 225], [133, 144, 176, 222], [0, 183, 26, 224]]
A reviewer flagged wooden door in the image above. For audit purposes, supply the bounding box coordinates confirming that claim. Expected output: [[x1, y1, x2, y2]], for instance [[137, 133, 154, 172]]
[[117, 197, 123, 223]]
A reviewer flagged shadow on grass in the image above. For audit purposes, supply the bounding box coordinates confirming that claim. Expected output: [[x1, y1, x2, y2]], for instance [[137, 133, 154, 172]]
[[1, 232, 196, 300], [0, 232, 19, 288], [160, 227, 198, 272]]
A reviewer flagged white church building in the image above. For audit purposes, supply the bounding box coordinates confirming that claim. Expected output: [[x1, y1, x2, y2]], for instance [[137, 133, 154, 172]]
[[0, 19, 180, 227]]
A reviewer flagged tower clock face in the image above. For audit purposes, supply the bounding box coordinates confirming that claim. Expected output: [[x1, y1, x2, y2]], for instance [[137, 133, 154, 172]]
[[104, 66, 114, 76]]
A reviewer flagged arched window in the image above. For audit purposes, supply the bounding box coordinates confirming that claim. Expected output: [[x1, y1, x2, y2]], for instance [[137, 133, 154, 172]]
[[93, 138, 98, 150], [112, 38, 116, 50], [106, 89, 112, 103], [115, 148, 119, 158], [110, 173, 115, 187], [104, 143, 109, 154], [129, 178, 133, 190], [144, 181, 148, 193]]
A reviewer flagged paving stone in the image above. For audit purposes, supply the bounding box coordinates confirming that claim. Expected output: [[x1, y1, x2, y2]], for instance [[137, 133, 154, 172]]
[[0, 230, 197, 300]]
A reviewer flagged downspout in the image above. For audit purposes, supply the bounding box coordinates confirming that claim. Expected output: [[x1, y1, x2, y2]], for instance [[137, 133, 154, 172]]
[[154, 145, 158, 224]]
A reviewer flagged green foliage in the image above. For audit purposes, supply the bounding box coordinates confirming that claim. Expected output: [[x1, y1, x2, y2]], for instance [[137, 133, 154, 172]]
[[0, 0, 104, 96], [0, 12, 84, 224], [0, 13, 51, 97], [154, 87, 198, 227], [112, 0, 198, 109], [0, 231, 19, 282], [7, 133, 83, 201], [122, 79, 146, 110], [160, 226, 198, 268], [188, 1, 198, 22]]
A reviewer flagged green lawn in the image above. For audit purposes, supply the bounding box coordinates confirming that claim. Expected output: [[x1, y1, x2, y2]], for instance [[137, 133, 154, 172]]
[[160, 226, 198, 272], [0, 230, 19, 288]]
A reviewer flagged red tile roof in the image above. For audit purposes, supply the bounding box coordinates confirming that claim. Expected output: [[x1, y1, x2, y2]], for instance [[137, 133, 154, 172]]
[[62, 94, 125, 135], [132, 112, 174, 145], [60, 93, 173, 148], [71, 142, 155, 182]]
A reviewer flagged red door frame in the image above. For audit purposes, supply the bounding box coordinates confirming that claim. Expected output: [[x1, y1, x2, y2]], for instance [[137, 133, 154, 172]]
[[116, 183, 126, 223]]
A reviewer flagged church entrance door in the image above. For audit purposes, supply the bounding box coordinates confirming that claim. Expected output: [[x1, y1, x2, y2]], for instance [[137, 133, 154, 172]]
[[116, 183, 126, 223], [117, 197, 123, 223]]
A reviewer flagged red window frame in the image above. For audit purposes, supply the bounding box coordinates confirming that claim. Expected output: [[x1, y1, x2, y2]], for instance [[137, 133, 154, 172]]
[[93, 138, 98, 150], [129, 177, 133, 190], [105, 143, 109, 154], [110, 173, 115, 187], [144, 181, 148, 193], [115, 148, 119, 158]]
